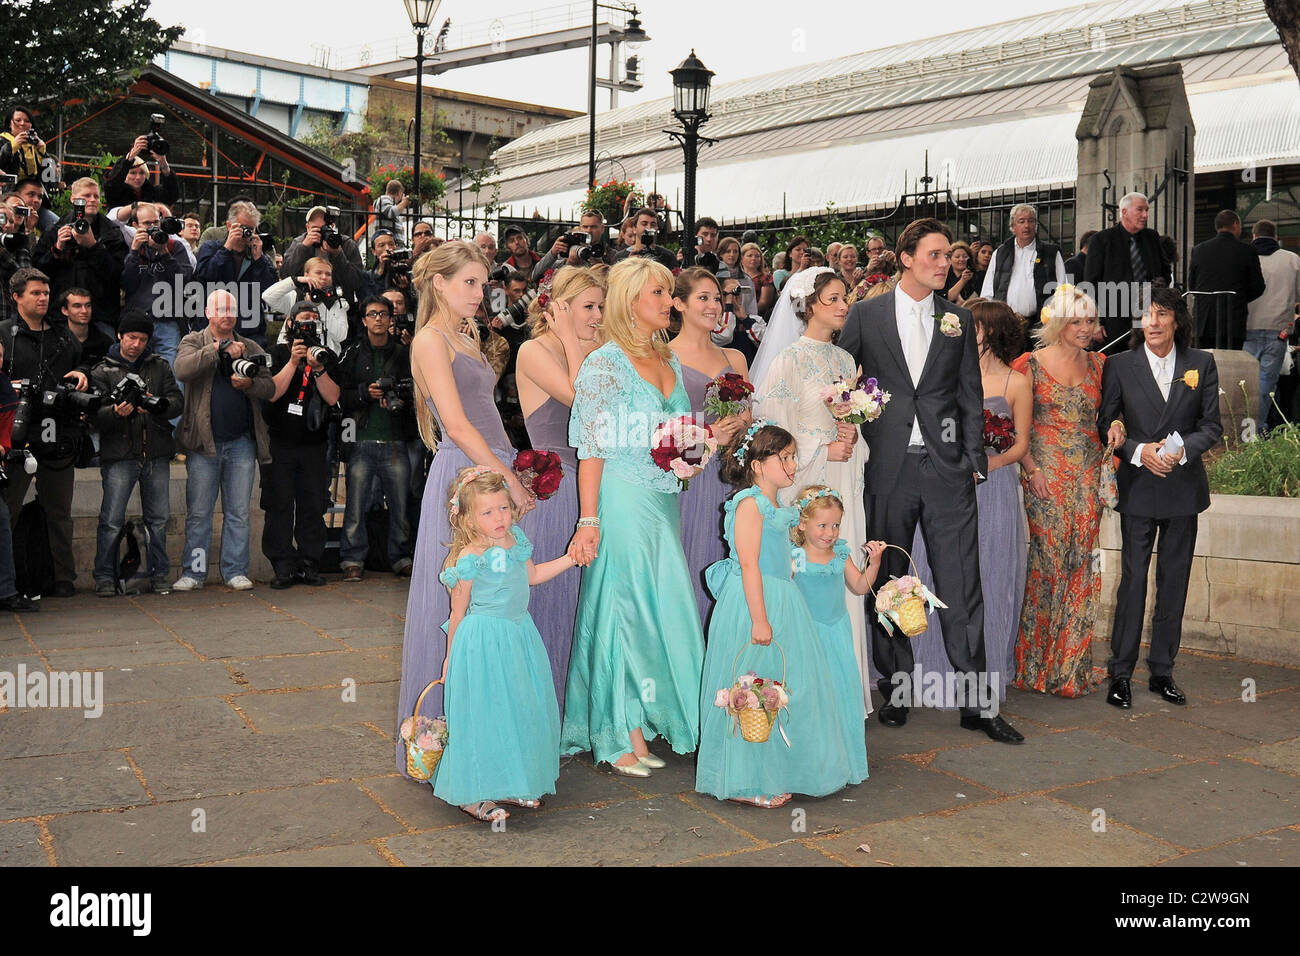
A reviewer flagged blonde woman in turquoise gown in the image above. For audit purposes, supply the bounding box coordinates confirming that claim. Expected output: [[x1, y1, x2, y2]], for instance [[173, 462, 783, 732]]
[[695, 423, 866, 807], [563, 257, 707, 777]]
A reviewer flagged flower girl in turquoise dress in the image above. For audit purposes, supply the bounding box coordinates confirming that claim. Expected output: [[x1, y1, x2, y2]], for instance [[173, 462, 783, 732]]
[[791, 485, 886, 780], [695, 423, 868, 808], [433, 466, 577, 823]]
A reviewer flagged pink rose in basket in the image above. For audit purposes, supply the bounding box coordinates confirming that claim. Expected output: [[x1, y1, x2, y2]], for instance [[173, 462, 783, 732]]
[[731, 688, 759, 711], [760, 685, 782, 710], [399, 717, 416, 741], [415, 731, 436, 750], [736, 671, 757, 689], [714, 688, 731, 709]]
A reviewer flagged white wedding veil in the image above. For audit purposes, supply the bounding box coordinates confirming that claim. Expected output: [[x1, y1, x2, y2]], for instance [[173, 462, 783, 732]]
[[749, 283, 801, 393]]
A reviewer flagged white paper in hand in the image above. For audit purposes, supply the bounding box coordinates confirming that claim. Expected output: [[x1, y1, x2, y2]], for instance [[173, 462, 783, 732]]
[[1158, 430, 1184, 462]]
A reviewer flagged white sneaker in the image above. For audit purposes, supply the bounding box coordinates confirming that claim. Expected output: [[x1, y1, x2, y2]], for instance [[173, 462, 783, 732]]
[[173, 576, 202, 591], [225, 575, 255, 591]]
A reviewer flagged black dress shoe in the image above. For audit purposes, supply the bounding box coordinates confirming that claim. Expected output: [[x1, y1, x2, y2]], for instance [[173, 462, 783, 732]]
[[876, 702, 909, 727], [296, 568, 326, 587], [1106, 677, 1132, 709], [270, 574, 297, 590], [959, 714, 1025, 744], [1149, 675, 1186, 705], [0, 593, 38, 612]]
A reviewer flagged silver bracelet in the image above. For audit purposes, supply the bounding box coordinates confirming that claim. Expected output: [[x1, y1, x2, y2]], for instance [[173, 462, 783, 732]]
[[576, 517, 600, 529]]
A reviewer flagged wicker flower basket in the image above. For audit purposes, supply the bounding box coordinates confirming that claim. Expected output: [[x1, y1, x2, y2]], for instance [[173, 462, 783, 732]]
[[403, 679, 445, 781], [872, 545, 932, 638], [731, 642, 787, 744]]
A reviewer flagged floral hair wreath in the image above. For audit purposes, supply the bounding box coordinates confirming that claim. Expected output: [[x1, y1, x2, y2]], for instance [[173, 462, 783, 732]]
[[449, 466, 499, 516], [796, 487, 843, 511], [536, 269, 556, 311], [784, 266, 836, 314], [733, 419, 775, 462]]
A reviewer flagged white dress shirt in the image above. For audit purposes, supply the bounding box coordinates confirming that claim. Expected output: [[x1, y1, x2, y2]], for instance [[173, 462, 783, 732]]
[[1130, 343, 1188, 466], [895, 285, 934, 446], [979, 240, 1068, 316]]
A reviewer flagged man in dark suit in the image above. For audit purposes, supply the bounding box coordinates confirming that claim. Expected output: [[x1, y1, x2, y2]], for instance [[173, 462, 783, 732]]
[[1084, 193, 1171, 348], [1187, 209, 1265, 350], [1097, 287, 1223, 708], [838, 218, 1022, 744]]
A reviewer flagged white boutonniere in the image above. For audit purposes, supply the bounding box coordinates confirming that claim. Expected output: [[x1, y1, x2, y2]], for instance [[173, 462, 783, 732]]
[[937, 311, 962, 337]]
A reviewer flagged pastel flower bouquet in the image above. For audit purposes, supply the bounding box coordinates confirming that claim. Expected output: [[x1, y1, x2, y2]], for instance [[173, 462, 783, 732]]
[[714, 668, 791, 745], [651, 415, 718, 490], [703, 372, 755, 419], [513, 449, 564, 500], [821, 373, 891, 425], [871, 551, 948, 638]]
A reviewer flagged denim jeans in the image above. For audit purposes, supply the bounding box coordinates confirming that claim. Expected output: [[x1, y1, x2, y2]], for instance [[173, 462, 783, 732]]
[[1244, 330, 1287, 431], [94, 457, 171, 583], [150, 321, 184, 428], [183, 435, 256, 582], [0, 492, 15, 598], [340, 441, 413, 568]]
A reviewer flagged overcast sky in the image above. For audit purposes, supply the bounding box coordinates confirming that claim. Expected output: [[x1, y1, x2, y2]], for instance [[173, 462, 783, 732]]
[[147, 0, 1101, 113]]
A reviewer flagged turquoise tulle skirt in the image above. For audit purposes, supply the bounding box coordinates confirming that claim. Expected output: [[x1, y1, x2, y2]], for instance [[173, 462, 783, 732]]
[[561, 474, 705, 765], [695, 568, 867, 800], [432, 612, 561, 805]]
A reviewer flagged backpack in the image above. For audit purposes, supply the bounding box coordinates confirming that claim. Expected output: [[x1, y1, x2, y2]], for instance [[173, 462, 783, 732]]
[[12, 496, 56, 600], [111, 517, 153, 594]]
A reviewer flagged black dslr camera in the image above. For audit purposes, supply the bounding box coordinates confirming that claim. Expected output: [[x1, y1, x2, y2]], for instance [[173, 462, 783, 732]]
[[285, 316, 333, 366], [216, 340, 273, 379], [148, 216, 184, 245], [11, 379, 106, 447], [108, 372, 168, 414], [387, 249, 411, 275], [489, 263, 511, 282], [71, 198, 90, 235], [578, 241, 606, 264], [144, 113, 170, 157], [373, 376, 415, 413], [391, 312, 415, 335], [320, 205, 343, 250]]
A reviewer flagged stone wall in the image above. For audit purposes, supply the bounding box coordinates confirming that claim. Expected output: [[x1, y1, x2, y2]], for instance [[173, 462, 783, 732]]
[[1097, 495, 1300, 666]]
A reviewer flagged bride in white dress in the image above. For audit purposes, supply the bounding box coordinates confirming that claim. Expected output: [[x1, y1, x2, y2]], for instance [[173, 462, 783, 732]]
[[753, 268, 873, 712]]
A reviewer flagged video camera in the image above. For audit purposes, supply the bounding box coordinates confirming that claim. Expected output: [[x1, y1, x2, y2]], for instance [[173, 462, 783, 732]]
[[321, 206, 343, 250], [148, 216, 184, 246], [144, 113, 170, 157], [216, 340, 273, 379], [72, 198, 91, 235], [108, 372, 168, 415], [373, 376, 415, 413]]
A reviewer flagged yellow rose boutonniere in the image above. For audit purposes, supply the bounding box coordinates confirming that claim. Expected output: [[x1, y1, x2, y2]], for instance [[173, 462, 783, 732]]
[[1178, 369, 1199, 390]]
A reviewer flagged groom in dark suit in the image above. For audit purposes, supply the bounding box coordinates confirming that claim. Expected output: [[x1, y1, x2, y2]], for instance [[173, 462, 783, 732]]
[[839, 218, 1022, 744], [1097, 287, 1222, 707]]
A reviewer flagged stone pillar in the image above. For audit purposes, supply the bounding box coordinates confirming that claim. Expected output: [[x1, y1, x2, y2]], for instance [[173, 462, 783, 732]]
[[1075, 64, 1195, 258]]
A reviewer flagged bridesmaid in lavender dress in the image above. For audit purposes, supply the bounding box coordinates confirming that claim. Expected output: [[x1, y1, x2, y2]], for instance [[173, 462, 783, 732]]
[[893, 300, 1031, 707], [669, 267, 752, 626], [395, 242, 537, 775], [516, 268, 606, 714]]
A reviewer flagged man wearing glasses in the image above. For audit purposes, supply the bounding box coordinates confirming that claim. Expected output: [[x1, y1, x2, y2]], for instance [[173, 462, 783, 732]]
[[980, 204, 1066, 334], [410, 221, 437, 262]]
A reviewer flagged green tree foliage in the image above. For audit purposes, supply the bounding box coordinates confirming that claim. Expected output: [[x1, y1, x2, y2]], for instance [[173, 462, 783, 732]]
[[0, 0, 183, 112]]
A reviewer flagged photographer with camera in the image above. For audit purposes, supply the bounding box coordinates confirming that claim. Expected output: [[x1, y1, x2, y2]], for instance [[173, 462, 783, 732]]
[[372, 180, 409, 242], [173, 289, 275, 591], [361, 229, 415, 305], [1, 268, 90, 598], [32, 178, 129, 334], [279, 206, 366, 305], [105, 119, 178, 212], [193, 200, 277, 346], [1, 334, 38, 611], [528, 210, 614, 282], [260, 301, 341, 589], [263, 255, 351, 350], [0, 198, 35, 323], [335, 296, 415, 581], [0, 108, 46, 181], [88, 311, 183, 597], [121, 202, 194, 370], [691, 216, 722, 272], [611, 207, 678, 270]]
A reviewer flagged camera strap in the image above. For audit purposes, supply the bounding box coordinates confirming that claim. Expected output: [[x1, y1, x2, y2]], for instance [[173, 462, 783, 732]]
[[287, 363, 312, 416]]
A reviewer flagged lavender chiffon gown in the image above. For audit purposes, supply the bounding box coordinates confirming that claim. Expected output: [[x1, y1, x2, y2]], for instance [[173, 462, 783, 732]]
[[523, 397, 580, 716], [395, 335, 531, 774], [678, 364, 734, 627], [869, 392, 1025, 707]]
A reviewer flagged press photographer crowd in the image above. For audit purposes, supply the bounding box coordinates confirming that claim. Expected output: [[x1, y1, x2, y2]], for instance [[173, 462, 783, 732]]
[[2, 99, 1298, 620]]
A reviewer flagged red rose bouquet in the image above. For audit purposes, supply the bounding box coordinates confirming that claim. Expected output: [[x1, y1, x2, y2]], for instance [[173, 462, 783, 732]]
[[982, 409, 1016, 453], [513, 449, 564, 500], [650, 415, 718, 490], [703, 372, 755, 419]]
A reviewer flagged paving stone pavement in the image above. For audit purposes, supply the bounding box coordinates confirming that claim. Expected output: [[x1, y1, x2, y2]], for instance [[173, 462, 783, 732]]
[[1, 580, 1298, 867]]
